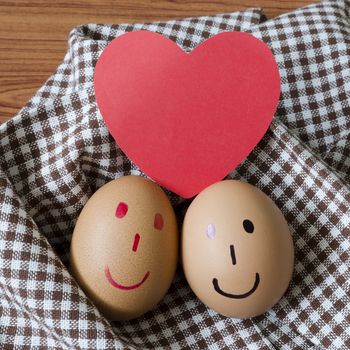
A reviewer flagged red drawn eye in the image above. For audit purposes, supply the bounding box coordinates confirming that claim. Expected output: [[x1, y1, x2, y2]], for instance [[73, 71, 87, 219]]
[[116, 202, 128, 218], [154, 213, 164, 230]]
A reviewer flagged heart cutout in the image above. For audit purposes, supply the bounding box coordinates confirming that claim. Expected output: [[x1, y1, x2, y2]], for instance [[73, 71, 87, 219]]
[[94, 30, 280, 198]]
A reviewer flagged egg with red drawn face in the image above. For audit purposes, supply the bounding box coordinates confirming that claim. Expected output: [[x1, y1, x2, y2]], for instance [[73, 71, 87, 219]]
[[70, 176, 178, 320]]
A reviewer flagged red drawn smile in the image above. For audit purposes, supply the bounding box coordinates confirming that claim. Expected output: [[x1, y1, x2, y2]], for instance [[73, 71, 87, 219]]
[[104, 265, 150, 290]]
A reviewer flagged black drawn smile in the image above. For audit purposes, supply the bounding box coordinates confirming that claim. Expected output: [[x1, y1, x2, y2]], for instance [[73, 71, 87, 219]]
[[212, 273, 260, 299]]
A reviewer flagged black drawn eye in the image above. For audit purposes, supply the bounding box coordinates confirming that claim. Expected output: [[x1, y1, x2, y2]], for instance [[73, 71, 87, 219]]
[[243, 219, 254, 233]]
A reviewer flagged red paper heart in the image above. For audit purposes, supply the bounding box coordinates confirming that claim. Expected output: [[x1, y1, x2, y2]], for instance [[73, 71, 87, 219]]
[[94, 30, 280, 198]]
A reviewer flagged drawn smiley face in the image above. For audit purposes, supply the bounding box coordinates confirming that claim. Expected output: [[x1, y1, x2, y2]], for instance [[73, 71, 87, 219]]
[[70, 176, 178, 321], [182, 180, 294, 319], [103, 201, 164, 291]]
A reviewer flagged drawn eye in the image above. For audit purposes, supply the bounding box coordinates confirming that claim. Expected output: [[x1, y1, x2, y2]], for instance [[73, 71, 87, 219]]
[[154, 213, 164, 230], [243, 219, 254, 233], [116, 202, 128, 218], [207, 224, 216, 239]]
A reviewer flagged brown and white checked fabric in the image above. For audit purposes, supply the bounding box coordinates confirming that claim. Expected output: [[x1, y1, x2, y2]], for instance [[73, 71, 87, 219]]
[[1, 0, 350, 348]]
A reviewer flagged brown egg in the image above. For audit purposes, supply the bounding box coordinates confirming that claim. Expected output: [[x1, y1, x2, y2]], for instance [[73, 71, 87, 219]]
[[182, 180, 294, 319], [70, 176, 178, 320]]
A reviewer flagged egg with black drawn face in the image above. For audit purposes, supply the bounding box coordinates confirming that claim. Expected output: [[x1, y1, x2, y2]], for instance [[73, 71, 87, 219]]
[[70, 176, 178, 321], [182, 180, 294, 319]]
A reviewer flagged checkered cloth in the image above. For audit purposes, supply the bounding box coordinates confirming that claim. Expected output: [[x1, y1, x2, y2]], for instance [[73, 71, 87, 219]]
[[1, 0, 350, 348]]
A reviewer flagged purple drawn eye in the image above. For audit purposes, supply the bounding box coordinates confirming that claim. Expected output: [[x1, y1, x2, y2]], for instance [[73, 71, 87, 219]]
[[207, 224, 216, 239]]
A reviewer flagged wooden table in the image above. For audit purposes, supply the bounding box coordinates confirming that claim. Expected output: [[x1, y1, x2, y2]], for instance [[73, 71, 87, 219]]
[[0, 0, 316, 124]]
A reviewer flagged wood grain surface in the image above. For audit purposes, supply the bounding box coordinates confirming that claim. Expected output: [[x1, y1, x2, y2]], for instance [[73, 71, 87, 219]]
[[0, 0, 317, 124]]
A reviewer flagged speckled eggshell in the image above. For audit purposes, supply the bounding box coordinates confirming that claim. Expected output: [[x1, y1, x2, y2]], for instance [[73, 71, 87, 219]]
[[70, 176, 178, 321], [182, 180, 294, 319]]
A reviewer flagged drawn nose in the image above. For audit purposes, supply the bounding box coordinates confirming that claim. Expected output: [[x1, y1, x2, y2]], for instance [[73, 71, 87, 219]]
[[132, 233, 140, 252], [230, 245, 236, 265]]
